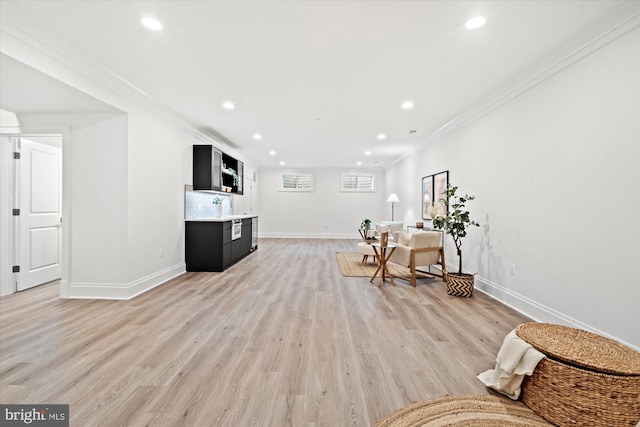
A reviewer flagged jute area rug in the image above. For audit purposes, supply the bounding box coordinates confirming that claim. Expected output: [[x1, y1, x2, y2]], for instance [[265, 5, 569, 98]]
[[335, 252, 435, 280], [375, 395, 553, 427]]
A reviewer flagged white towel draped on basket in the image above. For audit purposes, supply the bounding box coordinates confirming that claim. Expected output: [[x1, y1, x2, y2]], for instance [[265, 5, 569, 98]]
[[477, 329, 545, 400]]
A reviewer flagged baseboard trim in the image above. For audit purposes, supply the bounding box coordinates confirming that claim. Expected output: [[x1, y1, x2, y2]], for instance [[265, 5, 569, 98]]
[[67, 263, 186, 300], [127, 263, 186, 299], [439, 261, 639, 352]]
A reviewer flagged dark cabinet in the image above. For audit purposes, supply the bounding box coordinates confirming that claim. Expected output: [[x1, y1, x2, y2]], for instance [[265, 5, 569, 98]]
[[241, 219, 251, 254], [185, 218, 256, 272], [231, 239, 243, 265], [193, 145, 222, 191], [236, 161, 244, 195], [194, 145, 243, 194], [185, 221, 227, 271], [213, 149, 222, 191], [221, 153, 243, 194]]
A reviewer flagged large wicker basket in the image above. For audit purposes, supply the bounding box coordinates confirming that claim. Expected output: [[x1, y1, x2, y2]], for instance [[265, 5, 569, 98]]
[[515, 323, 640, 427]]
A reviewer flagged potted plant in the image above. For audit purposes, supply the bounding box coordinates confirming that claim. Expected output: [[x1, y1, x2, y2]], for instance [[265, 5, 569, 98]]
[[360, 218, 374, 239], [433, 184, 479, 297], [212, 196, 223, 218]]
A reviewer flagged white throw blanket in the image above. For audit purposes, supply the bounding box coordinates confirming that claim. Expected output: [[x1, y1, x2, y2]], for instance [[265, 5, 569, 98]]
[[477, 329, 545, 400]]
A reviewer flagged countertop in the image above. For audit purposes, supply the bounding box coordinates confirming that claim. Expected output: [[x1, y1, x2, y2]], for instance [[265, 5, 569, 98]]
[[185, 214, 257, 222]]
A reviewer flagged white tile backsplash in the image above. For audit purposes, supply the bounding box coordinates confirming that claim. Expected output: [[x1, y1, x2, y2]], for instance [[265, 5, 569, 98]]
[[185, 190, 232, 219]]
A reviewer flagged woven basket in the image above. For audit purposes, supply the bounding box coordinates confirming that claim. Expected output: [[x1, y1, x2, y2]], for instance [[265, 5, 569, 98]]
[[375, 395, 553, 427], [443, 271, 474, 297], [515, 323, 640, 427]]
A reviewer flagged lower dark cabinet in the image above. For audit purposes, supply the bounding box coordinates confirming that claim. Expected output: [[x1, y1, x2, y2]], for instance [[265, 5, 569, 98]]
[[186, 219, 256, 272], [222, 242, 232, 269], [241, 219, 252, 254]]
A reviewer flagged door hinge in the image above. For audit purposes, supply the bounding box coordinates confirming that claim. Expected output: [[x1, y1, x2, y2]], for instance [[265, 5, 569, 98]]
[[12, 266, 20, 273], [12, 209, 20, 216], [13, 152, 20, 159]]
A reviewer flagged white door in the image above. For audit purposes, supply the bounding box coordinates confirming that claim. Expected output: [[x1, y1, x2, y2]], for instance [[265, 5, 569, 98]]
[[17, 138, 62, 290]]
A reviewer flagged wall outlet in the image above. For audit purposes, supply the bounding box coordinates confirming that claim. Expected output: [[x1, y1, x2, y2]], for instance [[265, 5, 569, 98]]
[[510, 263, 516, 276]]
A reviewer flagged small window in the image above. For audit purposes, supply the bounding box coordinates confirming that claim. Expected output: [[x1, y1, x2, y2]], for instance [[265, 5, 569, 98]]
[[279, 172, 315, 192], [340, 172, 376, 192]]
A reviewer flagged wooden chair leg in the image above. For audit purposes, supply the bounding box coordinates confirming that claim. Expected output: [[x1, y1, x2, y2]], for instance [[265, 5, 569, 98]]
[[440, 248, 447, 282], [410, 251, 417, 287], [369, 247, 382, 283], [362, 255, 367, 265]]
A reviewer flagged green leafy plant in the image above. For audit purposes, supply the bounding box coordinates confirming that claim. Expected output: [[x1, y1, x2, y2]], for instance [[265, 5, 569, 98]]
[[212, 196, 223, 205], [360, 218, 372, 229], [432, 184, 479, 275], [360, 218, 376, 239]]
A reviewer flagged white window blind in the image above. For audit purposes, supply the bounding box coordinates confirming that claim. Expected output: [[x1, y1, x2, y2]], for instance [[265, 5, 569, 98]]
[[279, 173, 315, 192], [340, 172, 376, 192]]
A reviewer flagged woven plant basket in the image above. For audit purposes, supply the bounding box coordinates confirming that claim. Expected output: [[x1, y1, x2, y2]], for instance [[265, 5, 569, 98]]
[[516, 323, 640, 427], [443, 271, 475, 297]]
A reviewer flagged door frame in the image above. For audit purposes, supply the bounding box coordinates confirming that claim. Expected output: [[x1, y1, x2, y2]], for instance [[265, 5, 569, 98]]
[[0, 135, 16, 296], [0, 125, 70, 297]]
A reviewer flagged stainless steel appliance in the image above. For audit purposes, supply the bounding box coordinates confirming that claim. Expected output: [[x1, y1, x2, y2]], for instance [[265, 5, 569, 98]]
[[251, 217, 258, 251], [231, 219, 242, 240]]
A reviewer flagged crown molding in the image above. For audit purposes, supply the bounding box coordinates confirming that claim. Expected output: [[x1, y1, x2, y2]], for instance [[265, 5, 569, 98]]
[[0, 3, 228, 149], [390, 0, 640, 168]]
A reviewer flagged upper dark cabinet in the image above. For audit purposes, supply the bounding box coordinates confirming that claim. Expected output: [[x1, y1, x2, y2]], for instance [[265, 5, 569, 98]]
[[193, 145, 222, 191], [221, 153, 243, 194], [193, 145, 243, 194], [236, 161, 244, 195]]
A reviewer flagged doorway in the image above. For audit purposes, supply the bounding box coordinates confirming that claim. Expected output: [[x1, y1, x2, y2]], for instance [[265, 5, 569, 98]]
[[1, 135, 63, 294]]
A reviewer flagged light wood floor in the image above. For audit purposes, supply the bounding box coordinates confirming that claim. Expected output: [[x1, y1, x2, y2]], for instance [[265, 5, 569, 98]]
[[0, 238, 530, 426]]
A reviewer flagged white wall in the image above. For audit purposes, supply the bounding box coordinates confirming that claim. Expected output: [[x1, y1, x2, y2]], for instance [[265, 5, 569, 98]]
[[1, 27, 256, 299], [258, 169, 386, 238], [386, 27, 640, 349], [0, 135, 14, 296]]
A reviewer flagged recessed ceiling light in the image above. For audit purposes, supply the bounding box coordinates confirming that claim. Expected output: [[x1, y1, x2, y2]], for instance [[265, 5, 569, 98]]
[[401, 100, 414, 110], [141, 17, 163, 31], [279, 161, 285, 165], [222, 101, 235, 110], [377, 133, 386, 140], [269, 150, 276, 156], [253, 133, 262, 140], [365, 151, 372, 156], [357, 161, 362, 166], [465, 16, 486, 30]]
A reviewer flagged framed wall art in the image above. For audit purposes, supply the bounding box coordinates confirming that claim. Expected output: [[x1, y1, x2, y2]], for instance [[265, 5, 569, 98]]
[[422, 175, 434, 220], [422, 170, 449, 220]]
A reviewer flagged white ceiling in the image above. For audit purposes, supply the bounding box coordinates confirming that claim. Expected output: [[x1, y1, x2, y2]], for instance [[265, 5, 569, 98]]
[[0, 0, 626, 169]]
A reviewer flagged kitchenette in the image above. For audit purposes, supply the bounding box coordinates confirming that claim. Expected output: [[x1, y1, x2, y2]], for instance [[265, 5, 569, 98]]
[[185, 145, 258, 272], [185, 214, 257, 272]]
